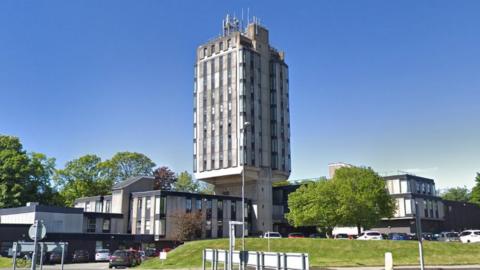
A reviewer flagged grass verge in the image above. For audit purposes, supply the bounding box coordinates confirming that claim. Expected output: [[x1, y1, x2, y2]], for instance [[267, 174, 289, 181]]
[[140, 238, 480, 269], [0, 256, 11, 268]]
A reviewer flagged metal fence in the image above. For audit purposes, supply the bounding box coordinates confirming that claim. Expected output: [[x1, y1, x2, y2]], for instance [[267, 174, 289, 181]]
[[203, 249, 309, 270]]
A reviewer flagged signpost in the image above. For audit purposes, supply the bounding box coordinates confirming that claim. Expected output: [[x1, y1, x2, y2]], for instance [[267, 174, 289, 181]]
[[415, 201, 425, 270], [29, 220, 46, 270]]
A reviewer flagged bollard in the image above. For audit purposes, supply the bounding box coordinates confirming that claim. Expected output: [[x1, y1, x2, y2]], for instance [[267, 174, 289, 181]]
[[385, 252, 393, 270], [203, 250, 206, 270]]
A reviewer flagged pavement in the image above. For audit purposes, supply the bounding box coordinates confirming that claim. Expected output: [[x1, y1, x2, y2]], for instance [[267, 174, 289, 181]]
[[3, 264, 480, 270]]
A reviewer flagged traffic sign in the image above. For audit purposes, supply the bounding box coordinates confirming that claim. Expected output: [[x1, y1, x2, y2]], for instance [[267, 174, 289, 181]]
[[28, 222, 46, 241]]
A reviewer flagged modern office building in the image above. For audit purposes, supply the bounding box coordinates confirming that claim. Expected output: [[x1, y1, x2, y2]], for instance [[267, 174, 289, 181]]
[[193, 15, 291, 233]]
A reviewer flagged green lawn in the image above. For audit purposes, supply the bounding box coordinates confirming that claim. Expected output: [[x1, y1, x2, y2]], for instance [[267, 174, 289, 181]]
[[0, 257, 11, 268], [140, 238, 480, 269]]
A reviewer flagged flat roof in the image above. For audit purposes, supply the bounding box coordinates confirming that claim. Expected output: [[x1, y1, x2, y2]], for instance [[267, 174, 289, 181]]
[[131, 189, 246, 201], [0, 205, 83, 215]]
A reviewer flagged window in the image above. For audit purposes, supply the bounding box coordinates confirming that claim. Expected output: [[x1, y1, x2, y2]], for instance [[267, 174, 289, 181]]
[[105, 200, 111, 213], [206, 199, 212, 220], [206, 221, 212, 238], [145, 220, 151, 234], [136, 220, 142, 234], [87, 218, 96, 233], [146, 198, 151, 211], [424, 201, 428, 217], [137, 198, 143, 216], [102, 218, 111, 233], [400, 180, 409, 193], [203, 47, 207, 57], [196, 198, 202, 211], [95, 201, 103, 212], [231, 201, 236, 220], [227, 39, 231, 48], [405, 199, 412, 215], [217, 200, 223, 220], [159, 219, 166, 236], [186, 198, 192, 213], [159, 196, 166, 215], [219, 41, 223, 50], [85, 202, 90, 212]]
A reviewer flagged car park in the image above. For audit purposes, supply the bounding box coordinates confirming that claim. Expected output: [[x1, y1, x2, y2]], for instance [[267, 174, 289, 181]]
[[357, 231, 383, 240], [288, 233, 305, 238], [262, 232, 282, 238], [459, 230, 480, 243], [72, 250, 90, 263], [95, 249, 111, 262], [109, 250, 138, 268], [437, 232, 459, 242]]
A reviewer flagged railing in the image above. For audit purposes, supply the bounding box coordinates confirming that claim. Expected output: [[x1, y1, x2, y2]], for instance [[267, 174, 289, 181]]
[[203, 249, 309, 270]]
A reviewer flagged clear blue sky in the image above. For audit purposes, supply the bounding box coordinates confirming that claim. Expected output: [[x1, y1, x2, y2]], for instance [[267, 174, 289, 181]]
[[1, 1, 479, 189]]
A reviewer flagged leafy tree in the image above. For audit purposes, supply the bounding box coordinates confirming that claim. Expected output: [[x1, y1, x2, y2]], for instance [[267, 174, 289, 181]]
[[27, 152, 62, 205], [441, 186, 471, 202], [0, 135, 60, 207], [333, 167, 395, 234], [469, 173, 480, 205], [198, 181, 215, 195], [171, 211, 203, 242], [286, 180, 339, 237], [153, 166, 177, 190], [0, 135, 31, 207], [286, 166, 395, 236], [103, 152, 156, 184], [54, 155, 112, 206], [174, 171, 199, 192]]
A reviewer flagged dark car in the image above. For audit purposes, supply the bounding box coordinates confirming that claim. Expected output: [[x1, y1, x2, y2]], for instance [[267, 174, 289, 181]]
[[145, 248, 158, 257], [72, 250, 89, 263], [47, 251, 62, 264], [309, 233, 326, 238], [109, 250, 138, 268], [388, 232, 409, 240]]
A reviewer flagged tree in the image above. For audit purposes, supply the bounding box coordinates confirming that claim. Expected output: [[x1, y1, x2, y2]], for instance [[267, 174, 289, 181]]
[[153, 166, 177, 190], [0, 135, 31, 207], [174, 171, 199, 192], [54, 155, 112, 206], [333, 167, 395, 234], [103, 152, 156, 184], [171, 211, 203, 242], [286, 180, 339, 237], [441, 186, 471, 202], [469, 173, 480, 205], [198, 181, 214, 195], [0, 135, 60, 207], [286, 166, 395, 236]]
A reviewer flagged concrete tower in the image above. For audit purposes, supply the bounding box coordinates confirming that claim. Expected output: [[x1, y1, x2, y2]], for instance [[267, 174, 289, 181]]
[[193, 15, 291, 233]]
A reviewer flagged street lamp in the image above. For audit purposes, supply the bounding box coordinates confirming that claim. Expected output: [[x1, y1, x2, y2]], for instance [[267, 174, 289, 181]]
[[240, 121, 250, 252]]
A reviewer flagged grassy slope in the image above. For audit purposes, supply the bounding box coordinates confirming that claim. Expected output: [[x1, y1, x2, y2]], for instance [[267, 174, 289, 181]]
[[140, 238, 480, 269], [0, 257, 11, 268]]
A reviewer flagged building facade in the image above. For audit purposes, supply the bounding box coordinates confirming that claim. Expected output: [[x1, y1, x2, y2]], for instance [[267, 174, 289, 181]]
[[193, 15, 291, 233]]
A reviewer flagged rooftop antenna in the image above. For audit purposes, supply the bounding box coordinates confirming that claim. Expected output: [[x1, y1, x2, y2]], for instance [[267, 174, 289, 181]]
[[247, 8, 250, 24], [241, 8, 244, 31]]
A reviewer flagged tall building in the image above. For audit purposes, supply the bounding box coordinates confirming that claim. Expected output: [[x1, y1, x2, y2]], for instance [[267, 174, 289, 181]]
[[193, 15, 291, 233]]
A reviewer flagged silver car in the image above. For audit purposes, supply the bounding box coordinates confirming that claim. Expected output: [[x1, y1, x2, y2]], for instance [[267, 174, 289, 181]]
[[95, 249, 110, 262]]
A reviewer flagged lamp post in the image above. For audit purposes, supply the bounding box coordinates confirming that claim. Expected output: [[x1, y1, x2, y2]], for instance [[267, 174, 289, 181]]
[[240, 121, 250, 252]]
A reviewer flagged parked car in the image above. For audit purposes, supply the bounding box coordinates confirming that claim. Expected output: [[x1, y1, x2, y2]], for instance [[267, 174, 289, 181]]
[[459, 230, 480, 243], [131, 250, 142, 265], [145, 248, 158, 257], [388, 232, 409, 241], [95, 249, 110, 262], [47, 251, 62, 264], [309, 233, 326, 238], [288, 233, 304, 238], [262, 232, 282, 238], [334, 233, 350, 240], [109, 250, 137, 268], [72, 250, 89, 263], [357, 231, 383, 240], [437, 232, 459, 242], [422, 232, 437, 241], [138, 250, 146, 261]]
